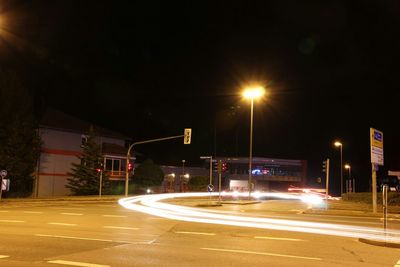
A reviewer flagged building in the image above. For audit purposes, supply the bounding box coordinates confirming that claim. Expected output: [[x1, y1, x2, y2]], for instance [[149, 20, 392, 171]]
[[35, 109, 131, 197], [209, 157, 307, 191]]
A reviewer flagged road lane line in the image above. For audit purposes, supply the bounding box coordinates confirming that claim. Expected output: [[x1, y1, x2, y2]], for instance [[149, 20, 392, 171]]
[[102, 215, 127, 218], [175, 231, 216, 236], [0, 211, 9, 213], [61, 213, 83, 216], [48, 222, 77, 226], [0, 255, 9, 259], [35, 234, 114, 242], [24, 211, 43, 214], [254, 236, 306, 242], [201, 248, 322, 261], [48, 260, 109, 267], [103, 226, 139, 230], [0, 219, 25, 223]]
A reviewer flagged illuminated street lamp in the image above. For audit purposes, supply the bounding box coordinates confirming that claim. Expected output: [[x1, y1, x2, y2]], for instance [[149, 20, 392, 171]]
[[334, 141, 343, 195], [345, 164, 353, 193], [243, 86, 265, 199]]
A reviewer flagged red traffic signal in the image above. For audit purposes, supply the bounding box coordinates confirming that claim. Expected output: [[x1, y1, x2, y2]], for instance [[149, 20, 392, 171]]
[[128, 163, 133, 171], [96, 168, 102, 173], [222, 162, 228, 172]]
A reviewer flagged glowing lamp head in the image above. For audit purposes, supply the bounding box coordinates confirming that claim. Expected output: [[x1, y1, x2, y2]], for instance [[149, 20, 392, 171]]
[[334, 141, 342, 147], [243, 86, 265, 99], [344, 164, 351, 169]]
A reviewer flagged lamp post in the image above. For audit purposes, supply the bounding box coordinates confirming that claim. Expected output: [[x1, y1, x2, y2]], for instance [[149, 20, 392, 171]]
[[345, 164, 352, 193], [243, 86, 265, 199], [334, 141, 343, 196]]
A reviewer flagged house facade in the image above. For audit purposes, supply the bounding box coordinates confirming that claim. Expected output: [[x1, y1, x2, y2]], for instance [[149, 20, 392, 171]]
[[34, 109, 131, 197]]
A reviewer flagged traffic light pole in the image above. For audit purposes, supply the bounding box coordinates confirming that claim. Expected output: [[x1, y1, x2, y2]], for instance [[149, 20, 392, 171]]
[[325, 158, 330, 209], [218, 160, 222, 201], [125, 134, 186, 197]]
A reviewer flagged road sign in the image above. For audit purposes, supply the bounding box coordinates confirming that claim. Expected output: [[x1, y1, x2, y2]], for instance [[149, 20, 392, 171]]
[[184, 128, 192, 144], [0, 170, 7, 178], [207, 184, 214, 192], [370, 128, 384, 165]]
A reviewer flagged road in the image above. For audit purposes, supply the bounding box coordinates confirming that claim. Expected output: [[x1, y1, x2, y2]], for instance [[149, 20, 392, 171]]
[[0, 196, 399, 267]]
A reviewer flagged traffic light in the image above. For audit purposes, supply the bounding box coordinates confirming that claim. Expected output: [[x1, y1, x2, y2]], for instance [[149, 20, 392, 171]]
[[128, 163, 133, 172], [221, 162, 228, 172], [322, 160, 327, 173], [184, 128, 192, 144], [96, 168, 101, 173]]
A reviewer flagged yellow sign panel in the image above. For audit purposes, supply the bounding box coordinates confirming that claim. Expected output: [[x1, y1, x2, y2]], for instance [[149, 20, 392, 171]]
[[370, 128, 383, 149]]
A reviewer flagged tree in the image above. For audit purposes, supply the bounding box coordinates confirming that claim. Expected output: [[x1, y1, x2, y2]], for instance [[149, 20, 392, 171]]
[[133, 159, 164, 187], [0, 69, 41, 197], [188, 176, 209, 191], [66, 127, 110, 195]]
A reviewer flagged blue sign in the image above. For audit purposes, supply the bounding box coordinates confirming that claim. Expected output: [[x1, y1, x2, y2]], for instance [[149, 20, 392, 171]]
[[374, 131, 382, 141]]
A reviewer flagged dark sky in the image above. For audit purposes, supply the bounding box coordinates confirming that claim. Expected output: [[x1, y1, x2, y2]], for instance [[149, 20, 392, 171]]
[[1, 1, 400, 192]]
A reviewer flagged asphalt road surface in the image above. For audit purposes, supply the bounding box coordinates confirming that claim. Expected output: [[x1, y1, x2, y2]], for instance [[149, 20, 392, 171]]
[[0, 197, 399, 267]]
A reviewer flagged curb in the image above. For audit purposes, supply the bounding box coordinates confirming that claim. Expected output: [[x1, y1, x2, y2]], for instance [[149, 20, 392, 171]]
[[359, 238, 400, 248]]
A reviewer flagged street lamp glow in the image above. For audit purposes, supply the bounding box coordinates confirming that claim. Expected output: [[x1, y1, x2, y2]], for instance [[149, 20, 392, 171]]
[[243, 87, 265, 99], [344, 164, 350, 169], [334, 141, 342, 147]]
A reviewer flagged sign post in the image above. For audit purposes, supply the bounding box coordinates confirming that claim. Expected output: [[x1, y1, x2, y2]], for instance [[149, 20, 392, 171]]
[[0, 170, 8, 200], [370, 128, 384, 213]]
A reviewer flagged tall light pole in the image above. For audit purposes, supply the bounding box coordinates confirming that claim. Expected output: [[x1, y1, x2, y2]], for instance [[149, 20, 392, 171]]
[[334, 141, 343, 196], [243, 86, 265, 199], [345, 164, 352, 193]]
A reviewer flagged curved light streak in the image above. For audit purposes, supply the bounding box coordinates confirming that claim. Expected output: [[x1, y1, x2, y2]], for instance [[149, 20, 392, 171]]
[[118, 192, 400, 243]]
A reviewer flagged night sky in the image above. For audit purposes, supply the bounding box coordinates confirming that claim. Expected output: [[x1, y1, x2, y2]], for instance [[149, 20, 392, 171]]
[[1, 1, 400, 193]]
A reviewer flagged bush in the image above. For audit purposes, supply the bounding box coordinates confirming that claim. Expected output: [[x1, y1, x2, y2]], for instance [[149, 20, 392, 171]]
[[342, 192, 400, 206]]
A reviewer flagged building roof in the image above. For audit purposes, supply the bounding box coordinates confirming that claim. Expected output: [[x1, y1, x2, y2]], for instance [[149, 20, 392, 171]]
[[40, 108, 128, 140], [102, 142, 128, 155]]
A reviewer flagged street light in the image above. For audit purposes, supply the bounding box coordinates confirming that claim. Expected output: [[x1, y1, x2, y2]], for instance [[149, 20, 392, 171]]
[[334, 141, 343, 196], [243, 86, 265, 199], [345, 164, 352, 193]]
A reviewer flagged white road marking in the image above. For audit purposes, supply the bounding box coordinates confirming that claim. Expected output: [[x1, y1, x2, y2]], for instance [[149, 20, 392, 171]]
[[48, 222, 77, 226], [103, 226, 139, 230], [102, 215, 126, 218], [0, 255, 9, 259], [201, 247, 321, 261], [394, 259, 400, 267], [24, 211, 43, 214], [0, 219, 25, 223], [97, 205, 117, 207], [35, 234, 115, 243], [0, 211, 9, 213], [48, 259, 109, 267], [175, 231, 216, 236], [254, 236, 306, 242], [50, 207, 86, 210], [61, 213, 83, 216]]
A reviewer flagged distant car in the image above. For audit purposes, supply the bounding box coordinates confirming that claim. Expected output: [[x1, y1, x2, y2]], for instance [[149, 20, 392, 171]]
[[377, 175, 400, 192]]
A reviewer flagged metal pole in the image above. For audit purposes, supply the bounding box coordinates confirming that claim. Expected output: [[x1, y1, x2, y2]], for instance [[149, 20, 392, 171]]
[[99, 170, 103, 197], [248, 97, 254, 199], [0, 176, 3, 200], [209, 157, 212, 185], [372, 164, 377, 213], [383, 184, 388, 233], [325, 158, 330, 209], [125, 147, 131, 197], [218, 160, 222, 202], [340, 145, 343, 196]]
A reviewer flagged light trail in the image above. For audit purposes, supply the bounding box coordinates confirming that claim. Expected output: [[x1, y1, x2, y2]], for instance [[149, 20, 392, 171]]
[[118, 192, 400, 243]]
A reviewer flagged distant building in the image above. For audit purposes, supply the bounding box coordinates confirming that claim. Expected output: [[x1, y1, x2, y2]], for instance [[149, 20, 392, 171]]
[[206, 157, 307, 191], [35, 109, 132, 197]]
